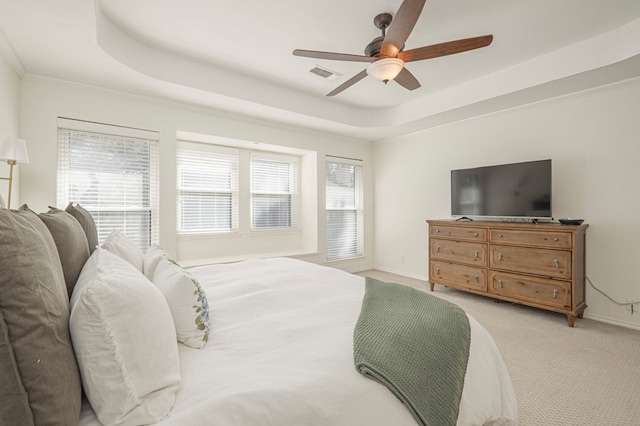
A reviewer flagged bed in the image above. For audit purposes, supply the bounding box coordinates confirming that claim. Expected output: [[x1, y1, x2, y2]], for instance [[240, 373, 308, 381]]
[[82, 257, 517, 426], [0, 205, 517, 426]]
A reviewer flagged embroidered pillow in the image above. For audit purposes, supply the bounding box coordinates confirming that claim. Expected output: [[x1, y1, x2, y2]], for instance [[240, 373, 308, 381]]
[[153, 255, 210, 349], [70, 248, 181, 425], [102, 229, 144, 272]]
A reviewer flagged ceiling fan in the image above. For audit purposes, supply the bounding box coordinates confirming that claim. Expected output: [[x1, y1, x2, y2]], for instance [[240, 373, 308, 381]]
[[293, 0, 493, 97]]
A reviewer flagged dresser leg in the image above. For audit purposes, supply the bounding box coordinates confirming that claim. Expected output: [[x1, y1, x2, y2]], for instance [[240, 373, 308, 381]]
[[578, 311, 584, 319], [429, 282, 435, 292], [566, 315, 576, 327]]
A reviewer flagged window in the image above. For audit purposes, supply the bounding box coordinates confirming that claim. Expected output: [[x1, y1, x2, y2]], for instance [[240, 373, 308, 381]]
[[325, 157, 364, 261], [177, 142, 239, 233], [250, 155, 298, 230], [57, 118, 159, 250], [176, 140, 299, 234]]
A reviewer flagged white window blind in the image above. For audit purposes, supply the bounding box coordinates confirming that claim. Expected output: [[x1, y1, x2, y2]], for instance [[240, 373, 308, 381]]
[[177, 142, 239, 233], [326, 157, 364, 261], [250, 155, 298, 230], [57, 118, 159, 250]]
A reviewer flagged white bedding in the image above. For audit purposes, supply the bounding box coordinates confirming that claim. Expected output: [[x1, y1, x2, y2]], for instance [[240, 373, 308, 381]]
[[79, 257, 517, 425]]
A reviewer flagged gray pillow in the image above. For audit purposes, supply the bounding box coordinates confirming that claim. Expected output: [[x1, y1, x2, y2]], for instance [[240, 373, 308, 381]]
[[38, 207, 90, 298], [0, 308, 32, 425], [65, 202, 99, 254], [0, 205, 82, 425]]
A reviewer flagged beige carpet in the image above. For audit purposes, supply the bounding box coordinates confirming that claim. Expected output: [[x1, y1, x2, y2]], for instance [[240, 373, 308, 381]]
[[356, 270, 640, 426]]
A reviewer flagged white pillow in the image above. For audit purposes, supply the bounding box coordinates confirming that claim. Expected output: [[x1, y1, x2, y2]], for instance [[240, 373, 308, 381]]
[[102, 229, 144, 272], [153, 255, 211, 349], [143, 245, 166, 281], [70, 248, 181, 425]]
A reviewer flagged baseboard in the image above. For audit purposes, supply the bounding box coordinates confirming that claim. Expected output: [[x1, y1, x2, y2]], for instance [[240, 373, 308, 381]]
[[373, 266, 428, 283], [583, 312, 640, 331], [334, 261, 376, 274]]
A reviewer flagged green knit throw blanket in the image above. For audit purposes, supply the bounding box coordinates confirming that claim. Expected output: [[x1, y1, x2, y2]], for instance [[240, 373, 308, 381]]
[[353, 277, 471, 426]]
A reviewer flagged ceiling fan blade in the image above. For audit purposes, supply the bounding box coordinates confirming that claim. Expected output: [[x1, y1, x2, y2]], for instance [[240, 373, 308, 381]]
[[398, 35, 493, 62], [394, 67, 421, 91], [326, 69, 368, 97], [380, 0, 426, 58], [293, 49, 375, 63]]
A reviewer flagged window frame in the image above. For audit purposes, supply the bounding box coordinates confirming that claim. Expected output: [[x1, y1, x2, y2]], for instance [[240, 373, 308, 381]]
[[176, 142, 239, 234], [249, 151, 299, 232], [176, 141, 300, 236], [56, 117, 159, 250], [325, 156, 364, 261]]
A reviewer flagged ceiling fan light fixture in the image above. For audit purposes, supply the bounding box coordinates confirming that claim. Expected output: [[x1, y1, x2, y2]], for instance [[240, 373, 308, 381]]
[[366, 58, 404, 82]]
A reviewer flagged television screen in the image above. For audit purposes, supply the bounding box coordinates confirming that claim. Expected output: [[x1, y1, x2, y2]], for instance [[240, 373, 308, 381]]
[[451, 159, 552, 219]]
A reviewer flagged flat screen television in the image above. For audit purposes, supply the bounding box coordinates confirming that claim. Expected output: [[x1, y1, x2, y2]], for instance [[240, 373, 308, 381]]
[[451, 159, 552, 220]]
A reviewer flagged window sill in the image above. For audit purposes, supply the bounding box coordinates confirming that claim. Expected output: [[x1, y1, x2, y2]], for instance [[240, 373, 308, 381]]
[[178, 249, 319, 268], [325, 254, 365, 264]]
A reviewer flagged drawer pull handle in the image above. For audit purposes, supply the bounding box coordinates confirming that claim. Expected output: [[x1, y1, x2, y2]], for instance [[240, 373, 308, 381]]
[[435, 267, 440, 275], [553, 238, 559, 241], [474, 250, 479, 259], [474, 275, 479, 283], [552, 289, 558, 299], [498, 279, 503, 288], [435, 245, 440, 253], [436, 229, 440, 233], [498, 234, 503, 238], [498, 253, 503, 261], [474, 232, 479, 237], [554, 259, 560, 268]]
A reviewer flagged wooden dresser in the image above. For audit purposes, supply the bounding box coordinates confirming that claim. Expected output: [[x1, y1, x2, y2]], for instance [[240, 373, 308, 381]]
[[427, 219, 588, 327]]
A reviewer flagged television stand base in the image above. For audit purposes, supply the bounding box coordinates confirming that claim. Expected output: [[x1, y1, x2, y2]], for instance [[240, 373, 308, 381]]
[[455, 216, 474, 221]]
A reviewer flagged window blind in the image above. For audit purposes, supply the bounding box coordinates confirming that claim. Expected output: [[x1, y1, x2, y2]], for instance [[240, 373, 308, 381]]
[[325, 157, 364, 261], [177, 141, 239, 233], [57, 118, 159, 250], [250, 156, 298, 230]]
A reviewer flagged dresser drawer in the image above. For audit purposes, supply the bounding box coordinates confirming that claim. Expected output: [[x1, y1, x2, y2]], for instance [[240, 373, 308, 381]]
[[430, 239, 487, 266], [430, 225, 487, 242], [490, 245, 572, 279], [490, 229, 572, 249], [490, 271, 571, 310], [430, 260, 487, 292]]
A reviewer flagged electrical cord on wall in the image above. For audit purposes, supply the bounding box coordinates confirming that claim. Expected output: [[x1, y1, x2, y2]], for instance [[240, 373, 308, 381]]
[[586, 276, 638, 313]]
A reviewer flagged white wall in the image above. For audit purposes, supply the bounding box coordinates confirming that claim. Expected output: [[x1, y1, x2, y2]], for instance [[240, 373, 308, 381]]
[[0, 50, 21, 206], [373, 80, 640, 329], [19, 77, 375, 272], [15, 69, 640, 328]]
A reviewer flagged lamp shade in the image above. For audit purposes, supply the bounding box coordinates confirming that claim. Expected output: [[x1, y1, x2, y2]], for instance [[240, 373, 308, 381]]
[[366, 58, 404, 82], [0, 137, 29, 164]]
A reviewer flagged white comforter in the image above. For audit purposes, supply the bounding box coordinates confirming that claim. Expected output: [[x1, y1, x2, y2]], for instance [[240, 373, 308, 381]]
[[80, 257, 517, 425]]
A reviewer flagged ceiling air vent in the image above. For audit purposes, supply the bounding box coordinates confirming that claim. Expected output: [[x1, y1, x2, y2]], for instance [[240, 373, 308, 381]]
[[309, 65, 342, 81]]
